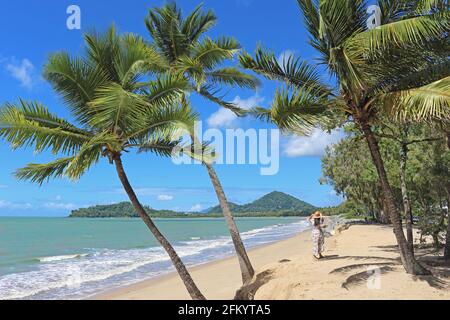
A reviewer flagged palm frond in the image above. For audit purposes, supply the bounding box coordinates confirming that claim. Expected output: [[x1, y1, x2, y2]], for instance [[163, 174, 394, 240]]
[[239, 47, 330, 96], [297, 0, 321, 40], [177, 140, 217, 165], [44, 52, 109, 125], [192, 37, 240, 70], [145, 73, 189, 107], [15, 157, 75, 185], [206, 67, 260, 89], [198, 85, 247, 116], [387, 76, 450, 121], [251, 87, 331, 135], [137, 137, 181, 157], [345, 11, 450, 57], [0, 101, 91, 154], [181, 4, 217, 44], [174, 56, 206, 89], [64, 132, 119, 180], [370, 57, 450, 96], [116, 34, 168, 89], [88, 83, 149, 133], [127, 103, 197, 143], [145, 3, 186, 62], [84, 26, 121, 83], [317, 0, 367, 48]]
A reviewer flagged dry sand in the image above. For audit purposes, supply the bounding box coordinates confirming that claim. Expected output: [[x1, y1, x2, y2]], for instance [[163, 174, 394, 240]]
[[95, 224, 449, 300]]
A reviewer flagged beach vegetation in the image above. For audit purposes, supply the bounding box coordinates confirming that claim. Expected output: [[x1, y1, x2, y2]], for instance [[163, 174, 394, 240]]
[[240, 0, 449, 275]]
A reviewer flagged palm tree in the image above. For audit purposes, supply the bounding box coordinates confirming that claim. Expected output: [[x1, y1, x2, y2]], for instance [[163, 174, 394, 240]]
[[384, 2, 450, 260], [143, 3, 259, 284], [240, 0, 449, 275], [0, 27, 206, 300]]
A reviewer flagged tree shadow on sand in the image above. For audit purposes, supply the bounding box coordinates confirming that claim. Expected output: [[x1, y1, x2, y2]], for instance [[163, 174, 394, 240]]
[[329, 262, 399, 274], [341, 266, 396, 290], [333, 254, 449, 290], [414, 256, 450, 289], [320, 254, 400, 262]]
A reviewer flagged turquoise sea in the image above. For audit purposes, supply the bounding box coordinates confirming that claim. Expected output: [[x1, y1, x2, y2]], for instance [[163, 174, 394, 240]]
[[0, 217, 309, 300]]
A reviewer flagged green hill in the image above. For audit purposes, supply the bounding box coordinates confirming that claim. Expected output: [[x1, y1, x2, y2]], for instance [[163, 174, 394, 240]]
[[70, 202, 187, 218], [69, 191, 317, 218], [206, 191, 317, 215]]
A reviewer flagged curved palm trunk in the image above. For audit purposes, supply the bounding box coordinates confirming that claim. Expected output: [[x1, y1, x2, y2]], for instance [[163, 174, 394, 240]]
[[399, 142, 414, 254], [444, 134, 450, 260], [444, 132, 450, 261], [360, 124, 429, 275], [445, 197, 450, 260], [205, 163, 255, 284], [113, 154, 206, 300]]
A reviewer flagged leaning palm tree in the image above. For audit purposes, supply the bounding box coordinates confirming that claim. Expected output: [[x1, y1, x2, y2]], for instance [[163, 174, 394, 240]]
[[143, 3, 259, 284], [240, 0, 449, 275], [0, 27, 206, 300]]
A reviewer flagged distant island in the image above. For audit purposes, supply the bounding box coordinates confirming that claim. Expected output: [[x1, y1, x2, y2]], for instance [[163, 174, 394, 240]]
[[69, 191, 318, 218]]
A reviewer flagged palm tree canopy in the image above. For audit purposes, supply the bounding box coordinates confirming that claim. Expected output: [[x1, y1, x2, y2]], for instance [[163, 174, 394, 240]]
[[145, 2, 260, 116], [240, 0, 449, 130], [0, 26, 198, 184]]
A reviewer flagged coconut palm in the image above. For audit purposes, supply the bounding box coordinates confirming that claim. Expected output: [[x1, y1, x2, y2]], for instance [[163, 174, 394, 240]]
[[0, 27, 207, 300], [382, 1, 450, 260], [240, 0, 449, 274], [143, 3, 259, 284]]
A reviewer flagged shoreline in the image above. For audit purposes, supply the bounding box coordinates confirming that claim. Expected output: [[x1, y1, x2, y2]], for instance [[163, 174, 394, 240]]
[[94, 223, 450, 300], [92, 229, 313, 300]]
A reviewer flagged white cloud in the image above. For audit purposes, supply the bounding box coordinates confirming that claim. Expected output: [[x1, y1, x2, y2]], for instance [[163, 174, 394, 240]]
[[277, 50, 295, 65], [190, 204, 203, 212], [157, 194, 174, 201], [6, 58, 35, 89], [109, 187, 211, 198], [43, 202, 78, 210], [283, 128, 345, 157], [207, 94, 264, 128], [0, 200, 33, 210]]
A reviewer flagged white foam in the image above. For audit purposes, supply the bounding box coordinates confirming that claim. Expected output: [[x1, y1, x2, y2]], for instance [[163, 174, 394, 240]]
[[38, 254, 88, 263], [0, 218, 309, 300]]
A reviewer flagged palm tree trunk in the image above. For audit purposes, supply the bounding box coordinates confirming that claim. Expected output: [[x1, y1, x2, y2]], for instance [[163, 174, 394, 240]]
[[444, 134, 450, 260], [205, 163, 255, 284], [113, 154, 206, 300], [445, 192, 450, 261], [445, 209, 450, 260], [360, 123, 429, 275], [399, 142, 414, 254]]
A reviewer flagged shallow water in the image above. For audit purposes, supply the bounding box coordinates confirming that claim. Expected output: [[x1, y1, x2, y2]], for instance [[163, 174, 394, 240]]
[[0, 217, 310, 300]]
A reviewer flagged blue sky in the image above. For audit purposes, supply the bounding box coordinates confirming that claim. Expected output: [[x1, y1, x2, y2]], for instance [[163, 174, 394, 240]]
[[0, 0, 345, 216]]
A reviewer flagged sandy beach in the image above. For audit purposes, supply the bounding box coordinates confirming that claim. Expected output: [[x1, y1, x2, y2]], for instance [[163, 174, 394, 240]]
[[95, 224, 449, 300]]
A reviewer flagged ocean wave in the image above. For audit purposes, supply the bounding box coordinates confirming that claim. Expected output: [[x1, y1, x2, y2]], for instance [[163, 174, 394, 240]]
[[0, 218, 309, 300], [38, 254, 89, 263]]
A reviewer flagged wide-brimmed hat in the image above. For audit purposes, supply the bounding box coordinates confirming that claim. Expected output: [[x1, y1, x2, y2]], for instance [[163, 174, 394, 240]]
[[312, 211, 322, 219]]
